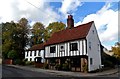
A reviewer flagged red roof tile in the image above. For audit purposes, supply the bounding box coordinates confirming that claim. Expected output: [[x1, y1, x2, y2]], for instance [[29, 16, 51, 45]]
[[28, 43, 44, 51], [45, 21, 94, 46]]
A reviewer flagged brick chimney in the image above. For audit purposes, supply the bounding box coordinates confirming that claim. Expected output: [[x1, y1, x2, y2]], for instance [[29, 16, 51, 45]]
[[67, 15, 74, 29]]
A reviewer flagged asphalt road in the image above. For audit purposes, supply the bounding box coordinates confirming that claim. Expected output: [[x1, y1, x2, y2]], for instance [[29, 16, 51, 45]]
[[2, 65, 120, 79], [2, 65, 58, 77]]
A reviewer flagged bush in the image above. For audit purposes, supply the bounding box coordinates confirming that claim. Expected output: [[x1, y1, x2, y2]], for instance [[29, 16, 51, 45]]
[[82, 64, 88, 73], [21, 58, 28, 65], [43, 63, 49, 69], [7, 50, 18, 59], [103, 60, 114, 68], [13, 59, 22, 65], [25, 61, 34, 65], [62, 63, 69, 71], [55, 64, 62, 70]]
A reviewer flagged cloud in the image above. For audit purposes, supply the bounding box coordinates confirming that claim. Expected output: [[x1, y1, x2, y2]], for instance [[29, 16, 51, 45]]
[[59, 0, 83, 16], [75, 3, 118, 50], [0, 0, 60, 27]]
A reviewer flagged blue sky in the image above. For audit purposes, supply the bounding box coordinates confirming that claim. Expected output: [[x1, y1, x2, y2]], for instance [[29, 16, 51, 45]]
[[0, 0, 119, 50]]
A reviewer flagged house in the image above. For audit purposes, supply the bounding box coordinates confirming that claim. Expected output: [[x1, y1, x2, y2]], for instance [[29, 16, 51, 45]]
[[25, 43, 45, 63], [44, 15, 102, 72], [103, 48, 114, 56]]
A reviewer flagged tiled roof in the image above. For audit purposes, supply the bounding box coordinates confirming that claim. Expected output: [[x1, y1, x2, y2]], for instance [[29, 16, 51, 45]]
[[27, 43, 44, 51], [45, 21, 94, 46]]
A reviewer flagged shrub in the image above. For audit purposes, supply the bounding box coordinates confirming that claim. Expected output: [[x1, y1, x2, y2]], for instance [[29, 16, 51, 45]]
[[103, 60, 114, 68], [7, 50, 18, 59], [62, 63, 69, 71], [55, 64, 62, 70], [43, 63, 49, 69], [13, 59, 22, 65], [25, 61, 34, 65], [21, 58, 28, 65], [82, 64, 88, 73]]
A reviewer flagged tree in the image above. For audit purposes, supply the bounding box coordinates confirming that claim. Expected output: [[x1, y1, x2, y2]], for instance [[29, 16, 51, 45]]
[[31, 22, 45, 45], [2, 22, 17, 59], [2, 18, 29, 60], [112, 42, 120, 58], [16, 18, 29, 59], [44, 22, 66, 41]]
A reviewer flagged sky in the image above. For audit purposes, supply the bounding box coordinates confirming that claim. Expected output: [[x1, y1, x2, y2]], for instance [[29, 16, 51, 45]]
[[0, 0, 119, 50]]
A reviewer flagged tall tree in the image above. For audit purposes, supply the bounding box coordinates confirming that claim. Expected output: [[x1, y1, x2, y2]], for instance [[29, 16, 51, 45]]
[[2, 18, 29, 59], [44, 22, 66, 41], [31, 22, 45, 46], [16, 18, 29, 59]]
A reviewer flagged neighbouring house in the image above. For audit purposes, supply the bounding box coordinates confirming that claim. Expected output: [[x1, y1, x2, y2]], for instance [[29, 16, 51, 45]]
[[25, 43, 45, 63], [103, 48, 114, 56], [44, 15, 102, 72]]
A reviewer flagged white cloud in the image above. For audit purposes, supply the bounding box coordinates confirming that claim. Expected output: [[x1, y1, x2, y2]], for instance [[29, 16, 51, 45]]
[[75, 3, 118, 50], [0, 0, 60, 27], [59, 0, 82, 16]]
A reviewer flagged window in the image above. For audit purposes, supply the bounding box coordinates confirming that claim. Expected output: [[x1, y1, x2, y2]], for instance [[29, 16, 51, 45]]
[[89, 42, 91, 50], [92, 30, 94, 34], [70, 43, 78, 51], [98, 44, 100, 51], [50, 46, 56, 53], [60, 44, 65, 51], [90, 58, 93, 65]]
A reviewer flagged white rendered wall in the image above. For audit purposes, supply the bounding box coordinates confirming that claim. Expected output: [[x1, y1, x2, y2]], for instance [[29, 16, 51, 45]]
[[25, 50, 44, 63], [86, 23, 101, 72]]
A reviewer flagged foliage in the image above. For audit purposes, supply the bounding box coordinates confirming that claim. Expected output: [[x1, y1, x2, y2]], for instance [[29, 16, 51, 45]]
[[43, 62, 49, 69], [62, 63, 69, 71], [101, 45, 119, 67], [23, 58, 28, 62], [13, 59, 22, 65], [44, 22, 65, 41], [7, 50, 18, 59], [2, 18, 29, 60], [2, 22, 17, 59], [25, 61, 34, 65], [31, 22, 45, 46], [112, 42, 120, 58], [55, 64, 62, 70], [22, 58, 28, 65], [82, 64, 88, 72], [102, 60, 114, 68]]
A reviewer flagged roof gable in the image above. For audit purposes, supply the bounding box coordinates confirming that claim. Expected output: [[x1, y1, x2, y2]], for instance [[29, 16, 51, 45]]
[[27, 43, 44, 51], [45, 21, 94, 46]]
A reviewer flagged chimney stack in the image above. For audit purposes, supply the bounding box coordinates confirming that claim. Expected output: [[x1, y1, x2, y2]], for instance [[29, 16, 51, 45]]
[[67, 15, 74, 29]]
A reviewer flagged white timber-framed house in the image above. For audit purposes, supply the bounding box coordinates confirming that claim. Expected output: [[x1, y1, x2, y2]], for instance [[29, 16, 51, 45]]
[[44, 15, 102, 72], [25, 43, 45, 63]]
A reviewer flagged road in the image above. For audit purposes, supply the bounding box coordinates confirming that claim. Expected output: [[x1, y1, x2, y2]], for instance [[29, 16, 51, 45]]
[[2, 65, 120, 79], [2, 65, 59, 78]]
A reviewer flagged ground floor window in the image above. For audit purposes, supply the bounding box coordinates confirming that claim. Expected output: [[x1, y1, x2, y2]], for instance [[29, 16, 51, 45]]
[[71, 58, 80, 67]]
